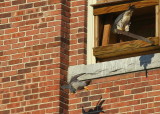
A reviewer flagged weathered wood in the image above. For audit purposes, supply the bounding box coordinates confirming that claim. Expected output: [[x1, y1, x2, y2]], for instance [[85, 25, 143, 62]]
[[99, 47, 160, 61], [159, 0, 160, 45], [94, 16, 99, 47], [93, 37, 160, 60], [94, 0, 130, 6], [94, 0, 158, 15], [156, 5, 159, 37], [102, 17, 111, 46]]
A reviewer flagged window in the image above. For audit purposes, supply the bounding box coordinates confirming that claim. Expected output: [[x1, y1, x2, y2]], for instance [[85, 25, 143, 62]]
[[92, 0, 160, 62]]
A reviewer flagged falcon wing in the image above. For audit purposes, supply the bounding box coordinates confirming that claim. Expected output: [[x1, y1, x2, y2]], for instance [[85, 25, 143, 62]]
[[69, 73, 86, 83], [112, 12, 125, 33]]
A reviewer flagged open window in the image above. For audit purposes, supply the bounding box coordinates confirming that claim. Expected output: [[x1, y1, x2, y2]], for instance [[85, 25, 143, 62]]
[[92, 0, 160, 62]]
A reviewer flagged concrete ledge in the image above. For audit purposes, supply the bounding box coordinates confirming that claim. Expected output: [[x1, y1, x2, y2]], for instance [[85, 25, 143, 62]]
[[68, 53, 160, 82]]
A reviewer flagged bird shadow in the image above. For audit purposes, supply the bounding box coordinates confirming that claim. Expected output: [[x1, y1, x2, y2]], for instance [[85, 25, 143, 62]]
[[139, 54, 154, 77], [82, 96, 105, 114]]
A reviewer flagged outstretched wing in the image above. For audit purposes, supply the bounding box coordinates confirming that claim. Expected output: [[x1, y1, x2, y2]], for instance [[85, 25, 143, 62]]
[[69, 73, 86, 83], [61, 85, 70, 89]]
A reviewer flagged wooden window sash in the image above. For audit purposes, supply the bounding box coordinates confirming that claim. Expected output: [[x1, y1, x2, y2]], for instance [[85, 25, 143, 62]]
[[93, 0, 158, 15]]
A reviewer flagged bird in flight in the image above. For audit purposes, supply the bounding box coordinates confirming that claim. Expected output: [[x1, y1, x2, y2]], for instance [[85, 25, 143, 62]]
[[61, 73, 91, 93]]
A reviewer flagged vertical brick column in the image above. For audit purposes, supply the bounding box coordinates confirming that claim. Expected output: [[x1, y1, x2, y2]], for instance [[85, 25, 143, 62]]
[[69, 0, 87, 66]]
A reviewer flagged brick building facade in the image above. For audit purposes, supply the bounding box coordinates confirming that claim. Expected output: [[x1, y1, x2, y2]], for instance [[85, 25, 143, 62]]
[[0, 0, 160, 114]]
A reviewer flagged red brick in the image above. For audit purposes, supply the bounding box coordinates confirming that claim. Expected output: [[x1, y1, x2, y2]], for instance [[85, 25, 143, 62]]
[[106, 109, 119, 114], [4, 6, 18, 12], [2, 99, 9, 104], [120, 107, 132, 112], [25, 105, 38, 111], [26, 19, 39, 25], [131, 87, 145, 94], [154, 101, 160, 107], [110, 91, 124, 97], [69, 98, 81, 104], [77, 102, 91, 108], [46, 85, 59, 91], [12, 64, 25, 70], [5, 28, 18, 34], [106, 97, 119, 104], [120, 95, 133, 102], [26, 29, 39, 36], [18, 68, 31, 74], [32, 110, 45, 114], [11, 108, 24, 113], [12, 53, 25, 59], [11, 21, 25, 27], [25, 61, 39, 67], [7, 103, 20, 109], [46, 108, 59, 113], [91, 89, 105, 94], [0, 110, 10, 114], [19, 25, 33, 31], [4, 38, 18, 45], [134, 104, 147, 110], [12, 0, 26, 5], [2, 77, 10, 82], [12, 32, 25, 38], [40, 92, 53, 98], [25, 94, 38, 100], [148, 91, 160, 97], [88, 94, 102, 101], [34, 1, 46, 7], [155, 107, 160, 112], [33, 44, 46, 50], [141, 97, 154, 103], [0, 13, 11, 18], [0, 56, 10, 61], [141, 109, 154, 114], [134, 93, 147, 99], [19, 36, 32, 42], [4, 70, 17, 77], [40, 59, 52, 65], [9, 59, 22, 65], [19, 3, 33, 10], [3, 81, 17, 88]]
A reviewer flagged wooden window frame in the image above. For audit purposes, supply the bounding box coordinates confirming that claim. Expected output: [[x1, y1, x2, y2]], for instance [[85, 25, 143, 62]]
[[92, 0, 160, 62]]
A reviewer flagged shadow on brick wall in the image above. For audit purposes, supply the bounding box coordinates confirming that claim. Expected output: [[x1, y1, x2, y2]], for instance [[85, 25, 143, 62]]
[[139, 54, 154, 77], [82, 96, 105, 114]]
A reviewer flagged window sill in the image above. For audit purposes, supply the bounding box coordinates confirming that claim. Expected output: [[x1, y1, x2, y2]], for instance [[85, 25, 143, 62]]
[[68, 52, 160, 81], [93, 37, 160, 61]]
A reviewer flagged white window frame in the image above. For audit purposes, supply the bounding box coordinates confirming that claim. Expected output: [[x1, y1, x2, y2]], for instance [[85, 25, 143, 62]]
[[87, 0, 96, 64]]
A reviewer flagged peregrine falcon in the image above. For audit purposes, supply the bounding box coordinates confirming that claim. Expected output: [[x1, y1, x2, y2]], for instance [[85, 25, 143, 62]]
[[61, 73, 91, 93], [113, 5, 135, 33]]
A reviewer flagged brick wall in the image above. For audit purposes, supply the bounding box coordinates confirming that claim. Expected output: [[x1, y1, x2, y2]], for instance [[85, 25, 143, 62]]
[[1, 0, 160, 114], [0, 0, 74, 114], [68, 69, 160, 114]]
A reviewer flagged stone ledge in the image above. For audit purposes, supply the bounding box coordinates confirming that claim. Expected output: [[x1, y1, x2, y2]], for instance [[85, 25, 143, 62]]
[[68, 53, 160, 82]]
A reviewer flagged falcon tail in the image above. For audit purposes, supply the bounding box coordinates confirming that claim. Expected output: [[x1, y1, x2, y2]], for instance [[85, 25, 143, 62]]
[[61, 85, 70, 89]]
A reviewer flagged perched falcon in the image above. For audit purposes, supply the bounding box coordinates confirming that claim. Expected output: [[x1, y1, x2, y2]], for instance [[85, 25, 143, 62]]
[[113, 5, 135, 33], [61, 73, 91, 93]]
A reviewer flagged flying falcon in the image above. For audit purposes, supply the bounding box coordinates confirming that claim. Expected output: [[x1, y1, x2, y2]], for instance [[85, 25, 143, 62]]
[[61, 73, 91, 93]]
